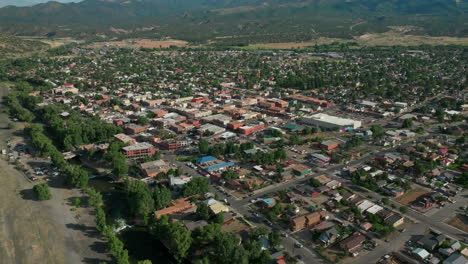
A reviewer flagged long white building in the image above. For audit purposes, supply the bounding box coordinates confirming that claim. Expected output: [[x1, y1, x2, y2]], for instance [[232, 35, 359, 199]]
[[299, 113, 361, 130]]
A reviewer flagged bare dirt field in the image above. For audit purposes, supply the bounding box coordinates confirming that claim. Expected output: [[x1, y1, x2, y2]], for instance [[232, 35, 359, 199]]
[[447, 214, 468, 233], [0, 83, 109, 264], [395, 187, 430, 205], [248, 30, 468, 49], [89, 39, 188, 49]]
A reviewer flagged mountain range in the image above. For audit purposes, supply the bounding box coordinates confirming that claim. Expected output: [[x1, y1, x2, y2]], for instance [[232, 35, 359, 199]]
[[0, 0, 466, 44], [0, 0, 79, 8]]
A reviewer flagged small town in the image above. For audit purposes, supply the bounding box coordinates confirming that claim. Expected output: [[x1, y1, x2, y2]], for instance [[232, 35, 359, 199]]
[[0, 43, 467, 264]]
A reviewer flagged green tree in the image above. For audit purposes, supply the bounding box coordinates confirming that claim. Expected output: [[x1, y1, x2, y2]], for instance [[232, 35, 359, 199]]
[[213, 213, 224, 224], [33, 183, 52, 200], [399, 206, 408, 214], [196, 202, 211, 221], [402, 118, 413, 128], [268, 229, 282, 248], [152, 186, 172, 210], [181, 177, 209, 197], [198, 140, 210, 154], [213, 232, 248, 264]]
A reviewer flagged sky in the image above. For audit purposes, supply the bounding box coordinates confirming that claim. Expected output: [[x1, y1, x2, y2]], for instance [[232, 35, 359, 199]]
[[0, 0, 81, 8]]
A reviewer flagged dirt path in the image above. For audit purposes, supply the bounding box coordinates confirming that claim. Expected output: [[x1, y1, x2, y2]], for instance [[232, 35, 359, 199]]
[[0, 83, 109, 264]]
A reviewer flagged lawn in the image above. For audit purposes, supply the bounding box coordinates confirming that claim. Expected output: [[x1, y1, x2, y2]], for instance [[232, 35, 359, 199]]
[[395, 187, 430, 205]]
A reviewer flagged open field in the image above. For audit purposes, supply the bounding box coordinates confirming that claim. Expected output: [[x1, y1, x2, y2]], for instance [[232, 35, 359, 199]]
[[89, 39, 189, 49], [395, 187, 430, 205], [447, 214, 468, 233], [0, 83, 109, 264], [247, 31, 468, 49]]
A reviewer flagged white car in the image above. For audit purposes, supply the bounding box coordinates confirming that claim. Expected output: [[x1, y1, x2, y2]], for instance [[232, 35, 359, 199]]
[[295, 242, 304, 248]]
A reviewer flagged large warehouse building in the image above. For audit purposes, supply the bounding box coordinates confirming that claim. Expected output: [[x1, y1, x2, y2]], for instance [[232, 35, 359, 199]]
[[299, 113, 361, 131]]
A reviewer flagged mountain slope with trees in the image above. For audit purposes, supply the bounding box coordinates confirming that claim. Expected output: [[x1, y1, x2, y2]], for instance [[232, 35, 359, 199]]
[[0, 0, 465, 43]]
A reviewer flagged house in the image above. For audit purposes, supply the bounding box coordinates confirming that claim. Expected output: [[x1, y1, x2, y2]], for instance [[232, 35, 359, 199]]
[[383, 213, 404, 227], [170, 175, 193, 188], [360, 222, 373, 231], [290, 212, 326, 231], [292, 164, 312, 176], [125, 124, 149, 134], [339, 232, 366, 253], [320, 140, 340, 151], [259, 198, 277, 208], [412, 248, 431, 260], [155, 197, 194, 218], [443, 254, 467, 264], [205, 199, 230, 215], [418, 234, 446, 251], [184, 220, 208, 231], [319, 227, 339, 246]]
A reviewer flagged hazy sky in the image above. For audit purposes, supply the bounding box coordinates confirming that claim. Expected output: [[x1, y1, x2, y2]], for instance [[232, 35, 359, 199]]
[[0, 0, 81, 8]]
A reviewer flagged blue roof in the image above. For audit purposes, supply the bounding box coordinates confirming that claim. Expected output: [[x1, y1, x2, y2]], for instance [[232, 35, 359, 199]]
[[205, 161, 236, 172], [196, 156, 217, 163], [263, 198, 276, 204]]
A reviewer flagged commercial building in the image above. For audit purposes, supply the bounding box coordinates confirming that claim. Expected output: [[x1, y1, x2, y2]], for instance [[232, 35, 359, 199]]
[[196, 156, 237, 172], [158, 140, 189, 150], [239, 122, 265, 135], [114, 133, 136, 145], [140, 160, 171, 177], [122, 142, 158, 158], [299, 113, 361, 131], [199, 123, 226, 135]]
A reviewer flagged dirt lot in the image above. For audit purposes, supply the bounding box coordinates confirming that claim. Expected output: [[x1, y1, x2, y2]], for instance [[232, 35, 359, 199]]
[[395, 187, 430, 206], [0, 83, 109, 264], [447, 214, 468, 233], [89, 39, 188, 49]]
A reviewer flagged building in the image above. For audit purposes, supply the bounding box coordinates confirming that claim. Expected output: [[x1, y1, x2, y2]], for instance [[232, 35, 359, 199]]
[[291, 164, 312, 176], [51, 83, 79, 95], [339, 232, 366, 253], [412, 248, 430, 261], [291, 212, 325, 231], [170, 175, 193, 188], [114, 133, 136, 145], [309, 153, 330, 165], [259, 198, 276, 208], [443, 254, 467, 264], [299, 113, 361, 131], [196, 156, 236, 172], [158, 140, 189, 150], [155, 197, 194, 218], [205, 199, 230, 215], [140, 160, 171, 177], [320, 140, 340, 151], [227, 121, 245, 130], [125, 124, 149, 134], [239, 122, 265, 135], [199, 123, 226, 135], [122, 142, 158, 158]]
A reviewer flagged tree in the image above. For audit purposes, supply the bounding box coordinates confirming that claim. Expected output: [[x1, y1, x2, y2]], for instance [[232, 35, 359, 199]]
[[381, 197, 390, 205], [309, 178, 321, 187], [212, 232, 248, 264], [95, 206, 107, 232], [137, 261, 152, 264], [399, 206, 408, 214], [213, 213, 224, 224], [87, 188, 103, 208], [152, 186, 172, 210], [222, 170, 238, 180], [268, 229, 282, 248], [196, 202, 211, 221], [370, 125, 385, 139], [198, 139, 210, 154], [137, 116, 149, 125], [125, 180, 154, 218], [402, 118, 413, 128], [181, 177, 209, 197], [33, 183, 52, 200], [250, 227, 268, 240]]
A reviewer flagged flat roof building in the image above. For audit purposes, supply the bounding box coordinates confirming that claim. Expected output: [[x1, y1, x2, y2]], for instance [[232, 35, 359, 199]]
[[299, 113, 361, 130]]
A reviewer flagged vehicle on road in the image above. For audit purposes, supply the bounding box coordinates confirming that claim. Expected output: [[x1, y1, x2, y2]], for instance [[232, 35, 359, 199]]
[[294, 242, 303, 248]]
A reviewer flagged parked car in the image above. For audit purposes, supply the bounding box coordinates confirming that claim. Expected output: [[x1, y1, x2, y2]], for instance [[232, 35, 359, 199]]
[[295, 242, 304, 248]]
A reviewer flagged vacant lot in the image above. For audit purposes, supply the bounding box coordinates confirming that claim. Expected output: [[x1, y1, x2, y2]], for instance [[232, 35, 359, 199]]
[[89, 39, 188, 49], [0, 84, 109, 264], [395, 187, 430, 206], [447, 214, 468, 233]]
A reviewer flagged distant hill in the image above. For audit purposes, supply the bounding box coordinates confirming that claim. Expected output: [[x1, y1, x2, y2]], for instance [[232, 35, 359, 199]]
[[0, 34, 49, 58], [0, 0, 79, 8], [0, 0, 466, 44]]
